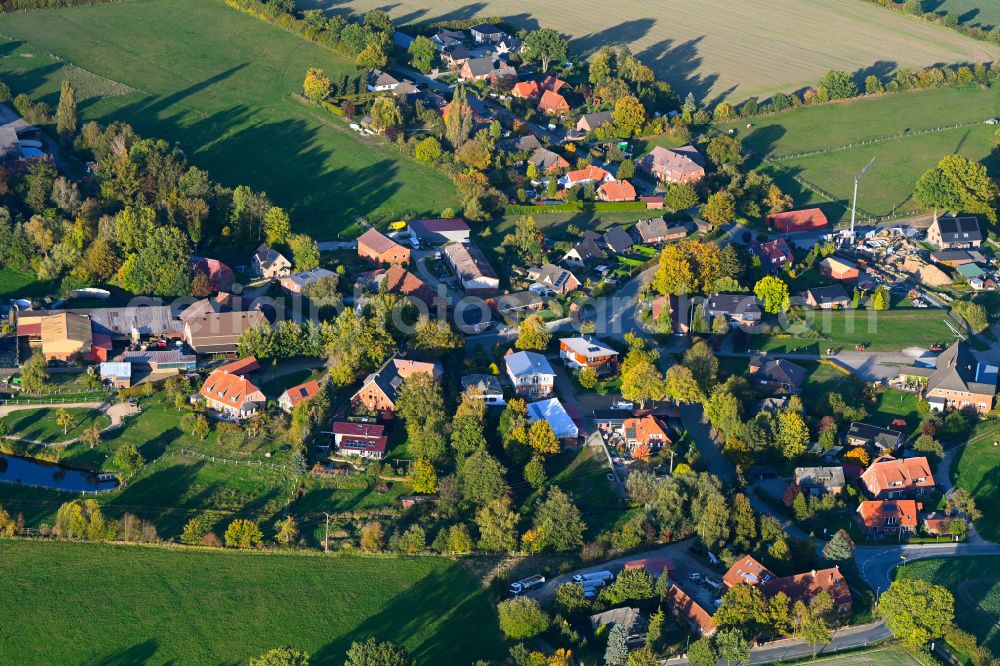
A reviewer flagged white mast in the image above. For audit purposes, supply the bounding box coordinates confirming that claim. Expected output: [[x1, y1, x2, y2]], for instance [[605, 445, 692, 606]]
[[849, 156, 876, 240]]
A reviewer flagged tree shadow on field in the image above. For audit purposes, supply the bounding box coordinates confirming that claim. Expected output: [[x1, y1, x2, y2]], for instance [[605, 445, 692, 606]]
[[570, 18, 656, 58], [741, 123, 786, 163], [310, 567, 501, 664], [84, 638, 162, 665], [127, 62, 250, 118], [852, 60, 898, 88], [637, 36, 719, 104], [0, 39, 24, 57]]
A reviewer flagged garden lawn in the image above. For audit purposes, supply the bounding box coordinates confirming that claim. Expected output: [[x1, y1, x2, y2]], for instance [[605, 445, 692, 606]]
[[798, 361, 922, 431], [0, 539, 505, 665], [1, 407, 110, 444], [896, 555, 1000, 654], [0, 0, 456, 238], [0, 268, 56, 299], [951, 419, 1000, 541], [547, 446, 624, 539]]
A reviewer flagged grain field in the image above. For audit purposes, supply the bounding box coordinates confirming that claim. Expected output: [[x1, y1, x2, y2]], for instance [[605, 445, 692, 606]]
[[304, 0, 1000, 102]]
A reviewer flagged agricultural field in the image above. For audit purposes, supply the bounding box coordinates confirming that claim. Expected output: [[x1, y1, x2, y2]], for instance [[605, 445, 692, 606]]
[[897, 555, 1000, 654], [927, 0, 1000, 30], [0, 539, 505, 665], [0, 407, 111, 444], [0, 0, 457, 238], [306, 0, 1000, 101], [725, 86, 1000, 222], [950, 419, 1000, 541]]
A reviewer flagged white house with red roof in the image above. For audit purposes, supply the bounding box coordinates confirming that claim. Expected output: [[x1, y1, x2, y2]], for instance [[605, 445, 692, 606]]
[[199, 368, 265, 420], [331, 421, 388, 459], [278, 380, 322, 413]]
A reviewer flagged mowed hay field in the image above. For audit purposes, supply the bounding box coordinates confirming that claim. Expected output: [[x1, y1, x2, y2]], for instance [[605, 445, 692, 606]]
[[0, 0, 457, 238], [723, 86, 1000, 222], [0, 540, 505, 665], [304, 0, 1000, 101]]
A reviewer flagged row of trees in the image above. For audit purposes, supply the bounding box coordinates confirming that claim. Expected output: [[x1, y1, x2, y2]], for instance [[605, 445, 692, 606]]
[[714, 61, 1000, 125], [0, 81, 323, 297]]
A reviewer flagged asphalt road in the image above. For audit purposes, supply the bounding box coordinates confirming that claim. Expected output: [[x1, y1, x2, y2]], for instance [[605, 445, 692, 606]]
[[855, 542, 1000, 593]]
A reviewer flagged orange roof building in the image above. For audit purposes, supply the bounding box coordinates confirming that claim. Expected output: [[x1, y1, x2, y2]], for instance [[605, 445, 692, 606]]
[[597, 179, 637, 202], [666, 585, 716, 636], [357, 228, 411, 266], [541, 75, 570, 92], [538, 89, 570, 115], [723, 555, 775, 589], [512, 81, 544, 99], [622, 415, 671, 450], [760, 566, 853, 615], [563, 165, 612, 187], [860, 456, 935, 499], [217, 356, 261, 376], [200, 369, 265, 420], [278, 380, 322, 413], [767, 208, 829, 233], [856, 499, 921, 536]]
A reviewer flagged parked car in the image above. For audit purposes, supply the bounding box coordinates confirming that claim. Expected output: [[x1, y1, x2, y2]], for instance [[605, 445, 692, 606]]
[[688, 572, 702, 582]]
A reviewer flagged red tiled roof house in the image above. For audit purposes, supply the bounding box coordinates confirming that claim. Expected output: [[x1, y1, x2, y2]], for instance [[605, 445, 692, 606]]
[[331, 421, 388, 459], [597, 179, 637, 202], [357, 228, 411, 266], [860, 456, 935, 499], [278, 380, 322, 413], [856, 499, 921, 537]]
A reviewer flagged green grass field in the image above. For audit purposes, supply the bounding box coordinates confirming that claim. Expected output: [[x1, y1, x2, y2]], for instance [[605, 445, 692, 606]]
[[0, 0, 457, 238], [928, 0, 1000, 30], [0, 539, 505, 665], [800, 646, 926, 666], [806, 308, 959, 350], [1, 407, 110, 444], [722, 87, 1000, 222], [897, 555, 1000, 654], [0, 268, 57, 298], [951, 419, 1000, 541]]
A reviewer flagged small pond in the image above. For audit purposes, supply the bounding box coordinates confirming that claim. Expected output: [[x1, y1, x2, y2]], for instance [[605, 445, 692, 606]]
[[0, 454, 119, 492]]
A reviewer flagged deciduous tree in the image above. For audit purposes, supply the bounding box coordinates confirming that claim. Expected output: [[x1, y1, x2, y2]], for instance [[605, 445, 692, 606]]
[[522, 28, 568, 72], [754, 276, 790, 314], [224, 519, 263, 549], [878, 579, 954, 648], [498, 596, 550, 639], [516, 313, 551, 351]]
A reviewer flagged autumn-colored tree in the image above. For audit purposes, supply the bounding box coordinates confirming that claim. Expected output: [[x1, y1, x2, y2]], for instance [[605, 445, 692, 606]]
[[843, 446, 870, 467], [528, 419, 560, 456], [303, 68, 332, 101], [632, 443, 651, 461], [613, 95, 646, 136], [516, 314, 551, 351]]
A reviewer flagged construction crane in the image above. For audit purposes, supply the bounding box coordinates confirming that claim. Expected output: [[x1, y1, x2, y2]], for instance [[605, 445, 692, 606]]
[[848, 156, 876, 241]]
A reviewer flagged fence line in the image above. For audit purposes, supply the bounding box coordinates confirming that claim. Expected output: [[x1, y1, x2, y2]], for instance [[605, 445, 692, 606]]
[[769, 120, 984, 161], [175, 448, 293, 472]]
